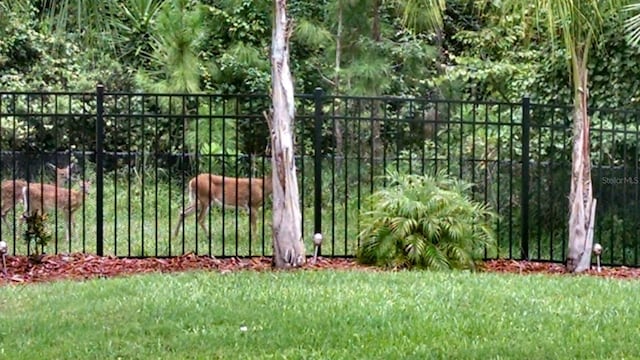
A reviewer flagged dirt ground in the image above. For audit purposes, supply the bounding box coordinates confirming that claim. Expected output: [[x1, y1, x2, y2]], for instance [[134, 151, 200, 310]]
[[1, 254, 639, 285]]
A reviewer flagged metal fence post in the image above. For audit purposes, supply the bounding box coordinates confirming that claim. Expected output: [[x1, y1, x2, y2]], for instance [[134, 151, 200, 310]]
[[521, 96, 531, 260], [313, 88, 324, 256], [95, 84, 105, 256]]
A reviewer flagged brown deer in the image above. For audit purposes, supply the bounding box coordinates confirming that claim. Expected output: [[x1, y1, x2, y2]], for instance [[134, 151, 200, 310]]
[[0, 179, 27, 227], [21, 180, 91, 243], [0, 164, 73, 227], [171, 173, 273, 243], [47, 163, 75, 187]]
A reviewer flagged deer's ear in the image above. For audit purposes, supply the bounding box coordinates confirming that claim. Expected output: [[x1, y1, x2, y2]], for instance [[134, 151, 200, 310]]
[[46, 163, 56, 169]]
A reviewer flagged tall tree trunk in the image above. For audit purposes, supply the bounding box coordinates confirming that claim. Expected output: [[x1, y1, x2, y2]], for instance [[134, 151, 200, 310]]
[[370, 0, 382, 159], [269, 0, 305, 268], [371, 0, 381, 42], [333, 0, 344, 158], [566, 58, 596, 273]]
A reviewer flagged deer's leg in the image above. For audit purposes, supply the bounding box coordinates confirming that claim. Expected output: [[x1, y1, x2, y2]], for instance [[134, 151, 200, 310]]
[[171, 212, 184, 240], [64, 212, 73, 244], [70, 212, 78, 244], [17, 192, 30, 224], [0, 201, 10, 226], [195, 203, 211, 239], [249, 206, 257, 238], [1, 192, 16, 227], [1, 208, 9, 227], [171, 202, 197, 240]]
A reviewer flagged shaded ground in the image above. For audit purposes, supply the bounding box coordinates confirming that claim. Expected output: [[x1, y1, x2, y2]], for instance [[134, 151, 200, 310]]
[[1, 254, 639, 285]]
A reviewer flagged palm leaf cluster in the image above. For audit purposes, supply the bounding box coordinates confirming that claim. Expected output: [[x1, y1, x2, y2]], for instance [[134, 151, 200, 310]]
[[625, 2, 640, 47], [357, 171, 497, 270]]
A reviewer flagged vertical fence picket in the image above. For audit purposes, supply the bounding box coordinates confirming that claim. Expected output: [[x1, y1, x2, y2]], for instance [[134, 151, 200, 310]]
[[520, 96, 531, 261], [95, 84, 105, 257], [313, 88, 324, 256]]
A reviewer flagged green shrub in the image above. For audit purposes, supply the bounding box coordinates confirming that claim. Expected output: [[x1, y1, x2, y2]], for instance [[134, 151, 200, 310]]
[[22, 211, 52, 260], [356, 171, 497, 270]]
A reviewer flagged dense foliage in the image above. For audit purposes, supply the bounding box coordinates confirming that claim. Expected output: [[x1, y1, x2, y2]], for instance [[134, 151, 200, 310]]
[[1, 0, 639, 155], [357, 172, 497, 270], [2, 1, 638, 101]]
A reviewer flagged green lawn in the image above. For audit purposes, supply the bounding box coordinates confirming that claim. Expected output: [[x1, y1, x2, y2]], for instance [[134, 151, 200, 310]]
[[2, 172, 363, 258], [0, 270, 638, 359]]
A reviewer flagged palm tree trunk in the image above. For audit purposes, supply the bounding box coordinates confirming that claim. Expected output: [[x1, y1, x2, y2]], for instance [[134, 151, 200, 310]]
[[334, 1, 344, 158], [567, 59, 596, 272], [269, 0, 306, 268], [370, 0, 382, 159]]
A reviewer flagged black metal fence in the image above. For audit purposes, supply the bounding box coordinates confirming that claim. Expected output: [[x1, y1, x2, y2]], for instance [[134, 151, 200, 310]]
[[1, 85, 640, 266]]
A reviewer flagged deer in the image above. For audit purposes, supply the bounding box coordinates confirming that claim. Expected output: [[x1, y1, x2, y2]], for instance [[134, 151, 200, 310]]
[[1, 163, 74, 227], [171, 173, 273, 244], [46, 162, 75, 188], [0, 179, 27, 227], [21, 179, 91, 244]]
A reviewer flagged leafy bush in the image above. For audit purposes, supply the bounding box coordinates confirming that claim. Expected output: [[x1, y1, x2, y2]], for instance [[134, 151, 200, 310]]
[[22, 211, 52, 261], [356, 171, 497, 270]]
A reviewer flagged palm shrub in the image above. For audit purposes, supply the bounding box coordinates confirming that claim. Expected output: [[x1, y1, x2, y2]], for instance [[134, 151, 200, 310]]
[[356, 171, 497, 270]]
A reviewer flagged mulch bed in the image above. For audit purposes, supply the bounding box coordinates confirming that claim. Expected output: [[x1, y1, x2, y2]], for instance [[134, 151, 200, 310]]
[[482, 259, 640, 278], [1, 254, 639, 285]]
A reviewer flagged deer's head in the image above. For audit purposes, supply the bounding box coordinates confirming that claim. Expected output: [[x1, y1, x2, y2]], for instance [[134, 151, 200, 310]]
[[48, 163, 75, 185], [78, 180, 92, 194]]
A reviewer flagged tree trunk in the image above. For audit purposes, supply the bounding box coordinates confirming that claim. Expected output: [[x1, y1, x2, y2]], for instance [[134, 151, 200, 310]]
[[269, 0, 305, 268], [566, 60, 596, 273], [333, 0, 344, 158], [370, 0, 382, 159]]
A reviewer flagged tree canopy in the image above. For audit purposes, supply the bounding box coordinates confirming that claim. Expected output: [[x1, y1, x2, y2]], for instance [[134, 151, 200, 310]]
[[1, 0, 639, 106]]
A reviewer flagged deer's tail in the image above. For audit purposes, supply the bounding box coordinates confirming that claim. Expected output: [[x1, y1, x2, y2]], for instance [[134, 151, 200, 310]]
[[20, 184, 31, 221], [187, 179, 198, 208], [21, 185, 28, 212]]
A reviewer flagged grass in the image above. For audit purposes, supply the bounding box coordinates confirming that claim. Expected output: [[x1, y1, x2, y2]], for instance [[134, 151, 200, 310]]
[[0, 270, 639, 359], [1, 167, 364, 258], [6, 166, 636, 266], [0, 159, 513, 259], [0, 155, 407, 257], [0, 170, 576, 262], [5, 157, 622, 264]]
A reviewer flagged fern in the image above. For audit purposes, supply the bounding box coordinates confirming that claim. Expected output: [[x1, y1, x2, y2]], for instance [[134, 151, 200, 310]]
[[356, 171, 498, 271]]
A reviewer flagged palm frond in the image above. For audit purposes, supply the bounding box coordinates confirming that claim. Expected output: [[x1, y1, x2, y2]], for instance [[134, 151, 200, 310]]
[[398, 0, 446, 34], [343, 55, 392, 95], [294, 19, 334, 48], [1, 1, 32, 15], [356, 171, 497, 271], [423, 243, 450, 270], [227, 43, 268, 69], [40, 0, 119, 52], [142, 0, 204, 93], [624, 3, 640, 47]]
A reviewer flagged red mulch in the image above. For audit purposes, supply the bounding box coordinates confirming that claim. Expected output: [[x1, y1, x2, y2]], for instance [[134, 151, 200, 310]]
[[482, 259, 640, 279], [1, 254, 639, 285]]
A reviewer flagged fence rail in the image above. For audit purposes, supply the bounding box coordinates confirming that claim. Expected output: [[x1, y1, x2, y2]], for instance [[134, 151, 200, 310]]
[[1, 85, 640, 266]]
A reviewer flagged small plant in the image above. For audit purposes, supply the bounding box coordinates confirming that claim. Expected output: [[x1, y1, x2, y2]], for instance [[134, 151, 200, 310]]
[[356, 171, 497, 270], [22, 211, 52, 262]]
